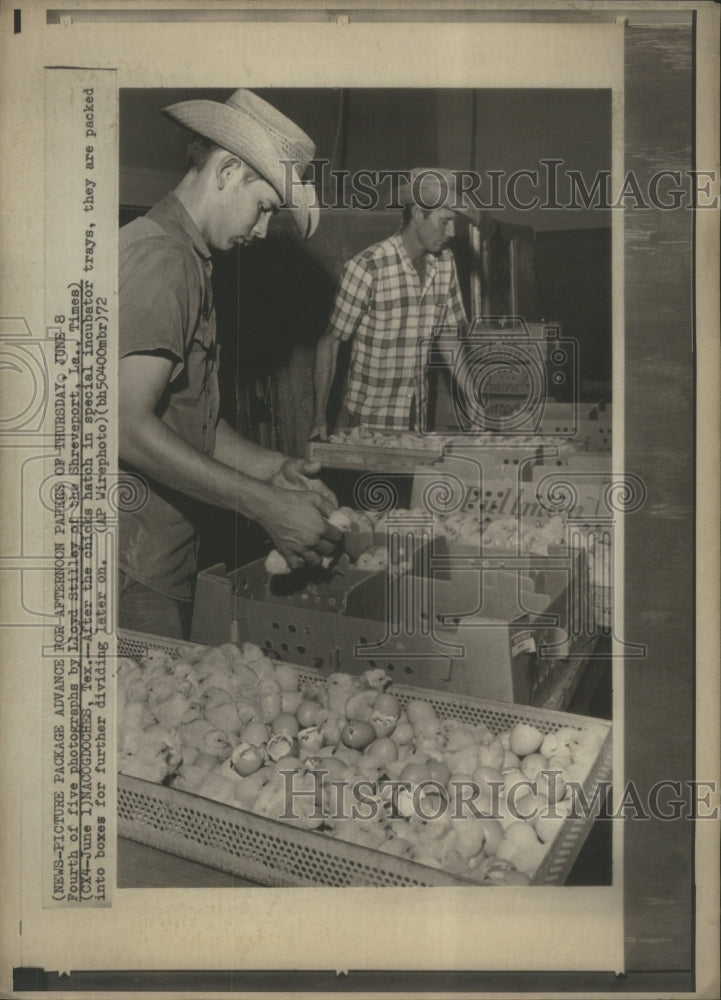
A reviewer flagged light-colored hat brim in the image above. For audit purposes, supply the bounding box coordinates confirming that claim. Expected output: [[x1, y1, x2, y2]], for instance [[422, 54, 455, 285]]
[[163, 99, 319, 239]]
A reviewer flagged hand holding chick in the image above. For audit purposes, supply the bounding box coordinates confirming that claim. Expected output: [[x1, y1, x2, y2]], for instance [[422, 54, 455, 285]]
[[265, 508, 353, 576]]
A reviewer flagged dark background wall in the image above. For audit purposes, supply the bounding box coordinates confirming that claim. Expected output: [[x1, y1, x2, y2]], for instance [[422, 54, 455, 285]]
[[120, 87, 612, 232], [536, 227, 612, 400]]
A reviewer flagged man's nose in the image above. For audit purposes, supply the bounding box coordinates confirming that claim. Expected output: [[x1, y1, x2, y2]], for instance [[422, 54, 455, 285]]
[[252, 213, 271, 240]]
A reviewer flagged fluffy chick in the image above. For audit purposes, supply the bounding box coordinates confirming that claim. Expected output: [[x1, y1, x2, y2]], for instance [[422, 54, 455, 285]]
[[198, 686, 244, 739]]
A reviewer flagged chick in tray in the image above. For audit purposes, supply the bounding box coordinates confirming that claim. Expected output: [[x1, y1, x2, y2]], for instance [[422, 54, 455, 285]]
[[325, 428, 437, 451], [118, 723, 183, 784], [119, 636, 609, 884], [152, 679, 200, 729]]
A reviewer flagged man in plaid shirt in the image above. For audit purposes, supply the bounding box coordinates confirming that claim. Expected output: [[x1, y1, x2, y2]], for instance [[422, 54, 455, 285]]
[[310, 168, 480, 437]]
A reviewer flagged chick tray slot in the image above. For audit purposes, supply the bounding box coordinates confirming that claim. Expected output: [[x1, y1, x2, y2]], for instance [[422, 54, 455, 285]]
[[192, 517, 586, 705]]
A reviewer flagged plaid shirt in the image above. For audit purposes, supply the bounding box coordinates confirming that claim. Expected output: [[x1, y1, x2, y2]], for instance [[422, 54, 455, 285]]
[[327, 232, 467, 431]]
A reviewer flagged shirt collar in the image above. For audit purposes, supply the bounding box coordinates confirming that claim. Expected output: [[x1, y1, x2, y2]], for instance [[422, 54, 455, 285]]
[[391, 229, 439, 284], [150, 191, 212, 262]]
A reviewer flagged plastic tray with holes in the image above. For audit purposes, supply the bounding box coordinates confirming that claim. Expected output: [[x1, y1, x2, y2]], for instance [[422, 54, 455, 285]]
[[309, 436, 549, 477], [117, 629, 612, 888]]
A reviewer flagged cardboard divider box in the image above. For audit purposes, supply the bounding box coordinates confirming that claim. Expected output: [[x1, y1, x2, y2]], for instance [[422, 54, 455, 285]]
[[531, 456, 613, 497], [408, 461, 614, 636], [424, 539, 592, 698], [535, 451, 612, 474], [191, 522, 426, 649], [538, 402, 612, 455], [191, 530, 589, 704]]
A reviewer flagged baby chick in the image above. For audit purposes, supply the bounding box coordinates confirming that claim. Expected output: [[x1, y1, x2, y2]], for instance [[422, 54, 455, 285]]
[[198, 686, 244, 739], [193, 728, 234, 770], [153, 678, 201, 729]]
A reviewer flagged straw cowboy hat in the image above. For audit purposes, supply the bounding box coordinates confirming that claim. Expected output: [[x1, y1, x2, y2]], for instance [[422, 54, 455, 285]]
[[162, 89, 319, 239], [398, 167, 483, 228]]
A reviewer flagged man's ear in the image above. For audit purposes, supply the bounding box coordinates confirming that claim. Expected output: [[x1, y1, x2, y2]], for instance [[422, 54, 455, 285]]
[[216, 153, 243, 190], [410, 204, 425, 226]]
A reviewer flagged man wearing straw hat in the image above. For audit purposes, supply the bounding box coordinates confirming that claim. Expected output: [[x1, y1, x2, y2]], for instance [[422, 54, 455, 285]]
[[118, 89, 341, 639], [310, 167, 481, 439]]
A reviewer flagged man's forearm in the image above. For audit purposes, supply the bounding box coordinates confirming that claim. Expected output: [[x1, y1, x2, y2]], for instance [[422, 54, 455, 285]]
[[212, 418, 286, 480], [120, 413, 274, 521], [312, 334, 341, 425]]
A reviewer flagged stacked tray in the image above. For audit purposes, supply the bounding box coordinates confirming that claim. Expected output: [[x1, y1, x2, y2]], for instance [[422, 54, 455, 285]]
[[308, 438, 444, 473]]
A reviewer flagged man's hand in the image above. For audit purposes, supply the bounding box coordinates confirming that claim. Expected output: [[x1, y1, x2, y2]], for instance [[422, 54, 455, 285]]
[[271, 458, 337, 507], [259, 486, 343, 570], [308, 420, 328, 442]]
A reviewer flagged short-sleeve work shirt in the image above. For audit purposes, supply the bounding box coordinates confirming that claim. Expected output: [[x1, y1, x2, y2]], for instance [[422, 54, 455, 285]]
[[118, 193, 219, 601], [327, 232, 467, 431]]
